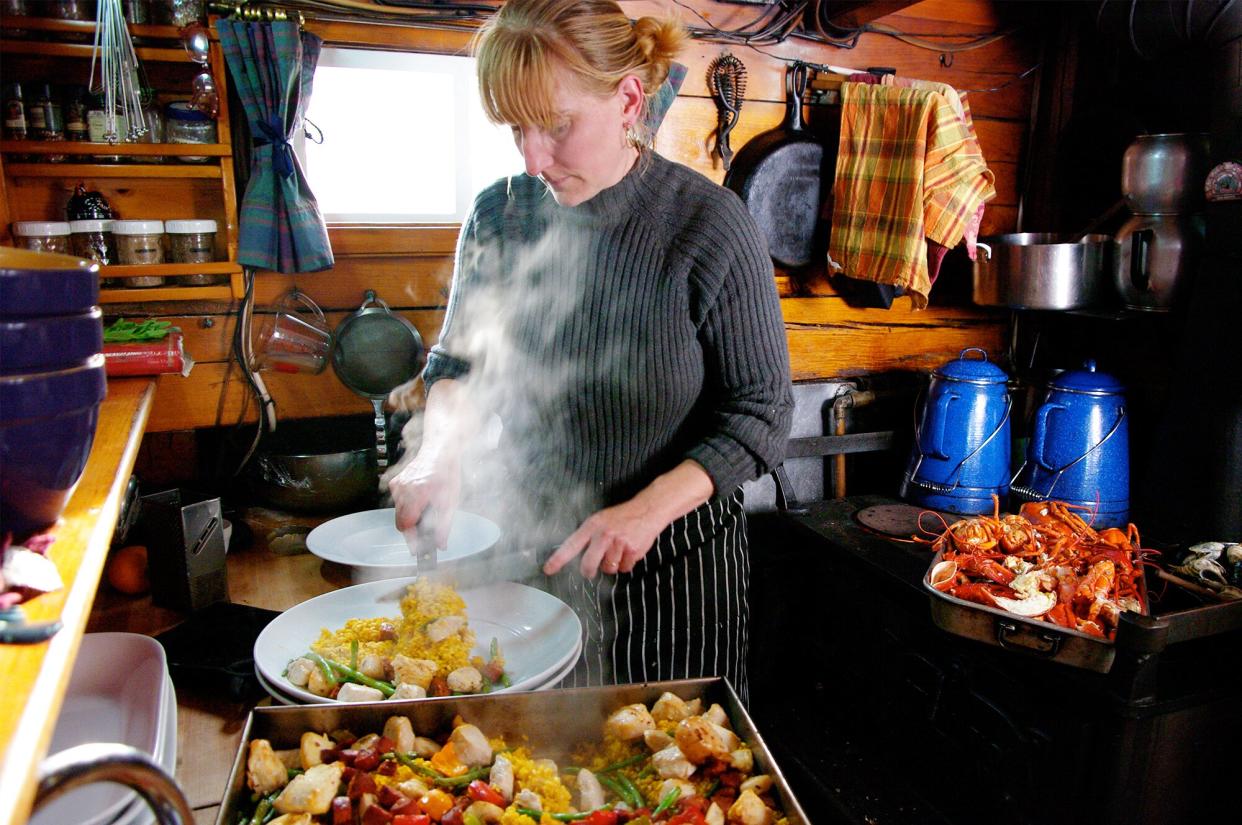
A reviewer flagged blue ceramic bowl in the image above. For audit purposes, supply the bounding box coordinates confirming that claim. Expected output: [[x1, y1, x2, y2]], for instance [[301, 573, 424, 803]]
[[0, 307, 103, 373], [0, 247, 99, 318], [0, 354, 107, 537]]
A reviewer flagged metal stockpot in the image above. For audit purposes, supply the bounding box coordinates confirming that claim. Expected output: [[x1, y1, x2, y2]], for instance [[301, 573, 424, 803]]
[[1011, 360, 1129, 528], [972, 233, 1114, 310], [901, 348, 1012, 515], [1121, 132, 1211, 214]]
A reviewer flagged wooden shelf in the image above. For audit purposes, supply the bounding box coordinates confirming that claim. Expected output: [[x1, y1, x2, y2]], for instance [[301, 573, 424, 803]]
[[0, 38, 193, 63], [1, 141, 231, 158], [0, 17, 195, 41], [4, 162, 222, 178], [99, 283, 233, 303], [102, 261, 240, 278]]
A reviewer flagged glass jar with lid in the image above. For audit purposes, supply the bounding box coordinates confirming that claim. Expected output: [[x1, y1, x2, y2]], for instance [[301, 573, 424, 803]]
[[133, 88, 165, 164], [165, 219, 222, 283], [112, 219, 166, 266], [12, 221, 72, 255], [164, 101, 216, 162], [69, 219, 116, 265]]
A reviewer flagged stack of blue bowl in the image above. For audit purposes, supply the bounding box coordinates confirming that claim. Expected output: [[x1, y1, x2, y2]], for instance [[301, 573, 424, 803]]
[[0, 247, 107, 539]]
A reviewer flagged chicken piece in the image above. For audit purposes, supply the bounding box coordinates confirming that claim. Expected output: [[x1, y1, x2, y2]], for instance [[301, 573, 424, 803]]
[[246, 739, 289, 796], [389, 683, 428, 701], [675, 717, 729, 765], [337, 682, 385, 703], [658, 778, 695, 802], [383, 716, 416, 753], [392, 655, 438, 689], [411, 736, 441, 758], [274, 749, 300, 771], [534, 758, 559, 775], [704, 704, 730, 729], [353, 733, 380, 750], [727, 790, 772, 825], [651, 744, 695, 779], [358, 654, 387, 680], [397, 777, 430, 798], [273, 762, 344, 815], [710, 722, 740, 752], [728, 748, 753, 773], [576, 769, 605, 811], [425, 615, 467, 643], [299, 732, 334, 770], [446, 665, 483, 694], [449, 723, 493, 766], [468, 801, 506, 823], [706, 803, 725, 825], [604, 703, 656, 741], [643, 729, 674, 752], [650, 692, 695, 723], [267, 816, 313, 825], [489, 754, 514, 802], [515, 789, 543, 813], [306, 664, 334, 697], [740, 775, 772, 795], [285, 658, 315, 688]]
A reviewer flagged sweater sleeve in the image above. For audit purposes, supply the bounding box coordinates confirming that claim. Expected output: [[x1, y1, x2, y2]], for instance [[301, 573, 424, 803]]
[[682, 195, 794, 495]]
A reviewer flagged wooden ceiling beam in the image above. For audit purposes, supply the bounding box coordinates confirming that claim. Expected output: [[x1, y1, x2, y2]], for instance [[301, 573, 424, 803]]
[[823, 1, 923, 29]]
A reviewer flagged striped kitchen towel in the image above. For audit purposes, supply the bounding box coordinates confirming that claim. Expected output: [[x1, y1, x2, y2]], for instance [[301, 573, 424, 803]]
[[828, 82, 995, 308]]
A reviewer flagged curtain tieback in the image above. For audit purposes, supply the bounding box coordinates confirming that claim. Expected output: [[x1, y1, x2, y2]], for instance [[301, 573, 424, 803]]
[[255, 116, 295, 178]]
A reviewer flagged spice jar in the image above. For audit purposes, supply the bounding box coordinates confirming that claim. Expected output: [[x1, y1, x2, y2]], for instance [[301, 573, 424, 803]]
[[63, 85, 89, 142], [164, 102, 215, 162], [31, 82, 66, 162], [165, 219, 220, 283], [3, 82, 28, 162], [112, 220, 166, 265], [69, 219, 116, 265], [12, 221, 72, 255]]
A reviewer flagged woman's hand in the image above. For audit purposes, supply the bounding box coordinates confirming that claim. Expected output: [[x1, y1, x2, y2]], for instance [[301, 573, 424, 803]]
[[543, 460, 715, 578], [389, 447, 461, 551]]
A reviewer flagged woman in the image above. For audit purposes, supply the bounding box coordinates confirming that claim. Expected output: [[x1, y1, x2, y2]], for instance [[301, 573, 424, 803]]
[[388, 0, 792, 699]]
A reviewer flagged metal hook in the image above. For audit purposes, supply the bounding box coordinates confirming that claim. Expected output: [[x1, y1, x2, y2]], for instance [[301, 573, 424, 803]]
[[939, 52, 954, 68]]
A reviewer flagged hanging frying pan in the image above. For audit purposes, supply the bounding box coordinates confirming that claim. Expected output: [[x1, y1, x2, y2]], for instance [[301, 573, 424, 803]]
[[331, 290, 425, 470], [724, 61, 834, 270]]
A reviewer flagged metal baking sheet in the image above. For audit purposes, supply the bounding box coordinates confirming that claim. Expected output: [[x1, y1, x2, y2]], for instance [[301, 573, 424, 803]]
[[921, 548, 1149, 673], [213, 678, 810, 825]]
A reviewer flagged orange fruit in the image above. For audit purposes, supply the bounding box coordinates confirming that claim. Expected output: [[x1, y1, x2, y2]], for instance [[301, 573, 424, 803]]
[[107, 545, 150, 595]]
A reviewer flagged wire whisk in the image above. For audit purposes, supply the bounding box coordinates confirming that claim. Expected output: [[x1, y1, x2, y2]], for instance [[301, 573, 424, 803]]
[[707, 53, 747, 171], [88, 0, 150, 145]]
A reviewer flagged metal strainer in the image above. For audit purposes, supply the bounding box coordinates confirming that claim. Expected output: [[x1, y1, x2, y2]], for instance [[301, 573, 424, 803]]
[[331, 290, 425, 470]]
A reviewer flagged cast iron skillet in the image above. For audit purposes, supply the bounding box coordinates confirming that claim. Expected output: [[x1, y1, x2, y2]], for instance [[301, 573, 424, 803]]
[[724, 61, 834, 270]]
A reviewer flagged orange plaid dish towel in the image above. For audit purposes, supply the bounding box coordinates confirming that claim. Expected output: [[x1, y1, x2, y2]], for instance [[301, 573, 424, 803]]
[[828, 82, 995, 308]]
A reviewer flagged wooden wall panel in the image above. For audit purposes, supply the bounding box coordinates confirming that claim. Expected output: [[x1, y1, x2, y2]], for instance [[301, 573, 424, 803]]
[[132, 0, 1039, 432]]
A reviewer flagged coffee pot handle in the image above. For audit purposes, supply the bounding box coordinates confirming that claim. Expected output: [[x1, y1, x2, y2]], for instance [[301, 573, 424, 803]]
[[1130, 229, 1154, 291], [1030, 403, 1066, 471], [924, 391, 959, 460]]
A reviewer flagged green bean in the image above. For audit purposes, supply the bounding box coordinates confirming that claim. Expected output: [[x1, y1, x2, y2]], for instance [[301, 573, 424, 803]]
[[598, 773, 641, 809], [599, 753, 648, 773], [404, 758, 490, 788], [286, 767, 303, 779], [516, 807, 609, 822], [349, 639, 359, 671], [652, 788, 680, 817], [322, 656, 396, 697], [612, 773, 644, 809], [307, 652, 336, 688], [705, 778, 721, 799]]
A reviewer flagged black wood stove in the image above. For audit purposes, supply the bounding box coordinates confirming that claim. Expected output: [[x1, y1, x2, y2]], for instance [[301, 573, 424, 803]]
[[746, 495, 1242, 825]]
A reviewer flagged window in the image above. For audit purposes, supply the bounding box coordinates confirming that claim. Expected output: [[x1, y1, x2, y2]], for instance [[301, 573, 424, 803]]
[[298, 47, 524, 223]]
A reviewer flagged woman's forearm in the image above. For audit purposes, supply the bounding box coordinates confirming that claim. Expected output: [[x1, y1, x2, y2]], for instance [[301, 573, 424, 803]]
[[629, 459, 715, 530], [416, 378, 481, 460]]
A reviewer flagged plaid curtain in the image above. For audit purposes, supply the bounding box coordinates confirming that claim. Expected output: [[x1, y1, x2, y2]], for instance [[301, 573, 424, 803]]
[[216, 20, 333, 273]]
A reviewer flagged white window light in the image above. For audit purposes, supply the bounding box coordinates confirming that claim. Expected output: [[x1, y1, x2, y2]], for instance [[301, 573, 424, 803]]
[[297, 47, 524, 223]]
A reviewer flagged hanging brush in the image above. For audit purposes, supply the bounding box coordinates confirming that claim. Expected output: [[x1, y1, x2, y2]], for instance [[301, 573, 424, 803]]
[[707, 53, 747, 172]]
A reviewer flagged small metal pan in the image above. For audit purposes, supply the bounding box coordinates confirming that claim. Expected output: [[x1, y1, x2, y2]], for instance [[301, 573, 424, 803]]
[[331, 290, 425, 470]]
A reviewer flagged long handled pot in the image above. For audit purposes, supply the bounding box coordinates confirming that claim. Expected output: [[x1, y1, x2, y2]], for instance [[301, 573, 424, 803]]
[[723, 61, 832, 269], [331, 290, 425, 470]]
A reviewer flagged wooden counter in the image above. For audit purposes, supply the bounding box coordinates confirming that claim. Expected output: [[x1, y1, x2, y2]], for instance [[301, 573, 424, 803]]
[[0, 378, 155, 825]]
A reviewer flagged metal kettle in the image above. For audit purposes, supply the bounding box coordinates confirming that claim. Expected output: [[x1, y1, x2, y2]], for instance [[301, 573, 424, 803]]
[[1113, 212, 1206, 311], [1011, 360, 1129, 527], [901, 348, 1012, 515]]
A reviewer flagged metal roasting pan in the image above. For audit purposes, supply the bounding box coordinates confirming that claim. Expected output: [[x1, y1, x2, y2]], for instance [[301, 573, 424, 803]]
[[213, 678, 810, 825], [921, 548, 1150, 673]]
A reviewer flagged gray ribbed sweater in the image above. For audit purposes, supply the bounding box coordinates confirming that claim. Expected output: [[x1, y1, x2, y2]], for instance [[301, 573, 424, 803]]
[[423, 151, 793, 535]]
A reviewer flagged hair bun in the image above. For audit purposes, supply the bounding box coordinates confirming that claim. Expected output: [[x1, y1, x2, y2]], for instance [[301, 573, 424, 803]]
[[632, 16, 687, 88]]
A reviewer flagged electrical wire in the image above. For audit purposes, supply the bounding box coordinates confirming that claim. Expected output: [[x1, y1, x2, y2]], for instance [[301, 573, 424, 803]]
[[231, 267, 277, 475], [957, 62, 1042, 93]]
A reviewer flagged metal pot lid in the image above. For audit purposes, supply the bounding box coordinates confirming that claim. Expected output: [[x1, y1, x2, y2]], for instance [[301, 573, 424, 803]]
[[1049, 359, 1125, 395], [934, 347, 1009, 384]]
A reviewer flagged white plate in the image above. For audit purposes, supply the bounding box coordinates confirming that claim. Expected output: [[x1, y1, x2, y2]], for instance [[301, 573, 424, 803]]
[[255, 634, 581, 707], [254, 579, 581, 705], [306, 508, 501, 581], [109, 674, 178, 825], [32, 634, 168, 825]]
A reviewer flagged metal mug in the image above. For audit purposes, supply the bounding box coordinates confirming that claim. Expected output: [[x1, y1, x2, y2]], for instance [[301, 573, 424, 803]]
[[255, 290, 331, 374], [1011, 360, 1129, 527], [901, 348, 1012, 515]]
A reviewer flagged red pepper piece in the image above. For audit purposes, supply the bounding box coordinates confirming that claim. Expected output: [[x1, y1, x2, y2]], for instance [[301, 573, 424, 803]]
[[354, 748, 381, 772], [347, 770, 378, 800], [331, 796, 353, 825], [465, 779, 506, 808]]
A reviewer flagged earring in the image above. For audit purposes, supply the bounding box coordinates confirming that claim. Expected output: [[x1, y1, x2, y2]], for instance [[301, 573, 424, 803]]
[[624, 122, 645, 149]]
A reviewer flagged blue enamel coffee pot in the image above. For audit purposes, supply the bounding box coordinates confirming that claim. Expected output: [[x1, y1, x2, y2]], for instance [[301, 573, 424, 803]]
[[1010, 360, 1129, 527], [901, 348, 1012, 514]]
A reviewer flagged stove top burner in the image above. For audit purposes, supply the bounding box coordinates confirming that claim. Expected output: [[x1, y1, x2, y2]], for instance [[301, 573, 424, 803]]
[[854, 503, 951, 540]]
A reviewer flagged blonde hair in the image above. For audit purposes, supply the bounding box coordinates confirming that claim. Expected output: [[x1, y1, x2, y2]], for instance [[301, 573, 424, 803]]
[[474, 0, 685, 137]]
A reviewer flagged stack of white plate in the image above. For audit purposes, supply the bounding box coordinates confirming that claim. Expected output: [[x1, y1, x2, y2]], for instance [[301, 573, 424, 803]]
[[253, 579, 582, 705], [32, 633, 178, 825]]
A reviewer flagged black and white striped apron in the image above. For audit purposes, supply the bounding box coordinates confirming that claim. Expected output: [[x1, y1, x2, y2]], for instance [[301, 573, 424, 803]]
[[541, 489, 750, 703]]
